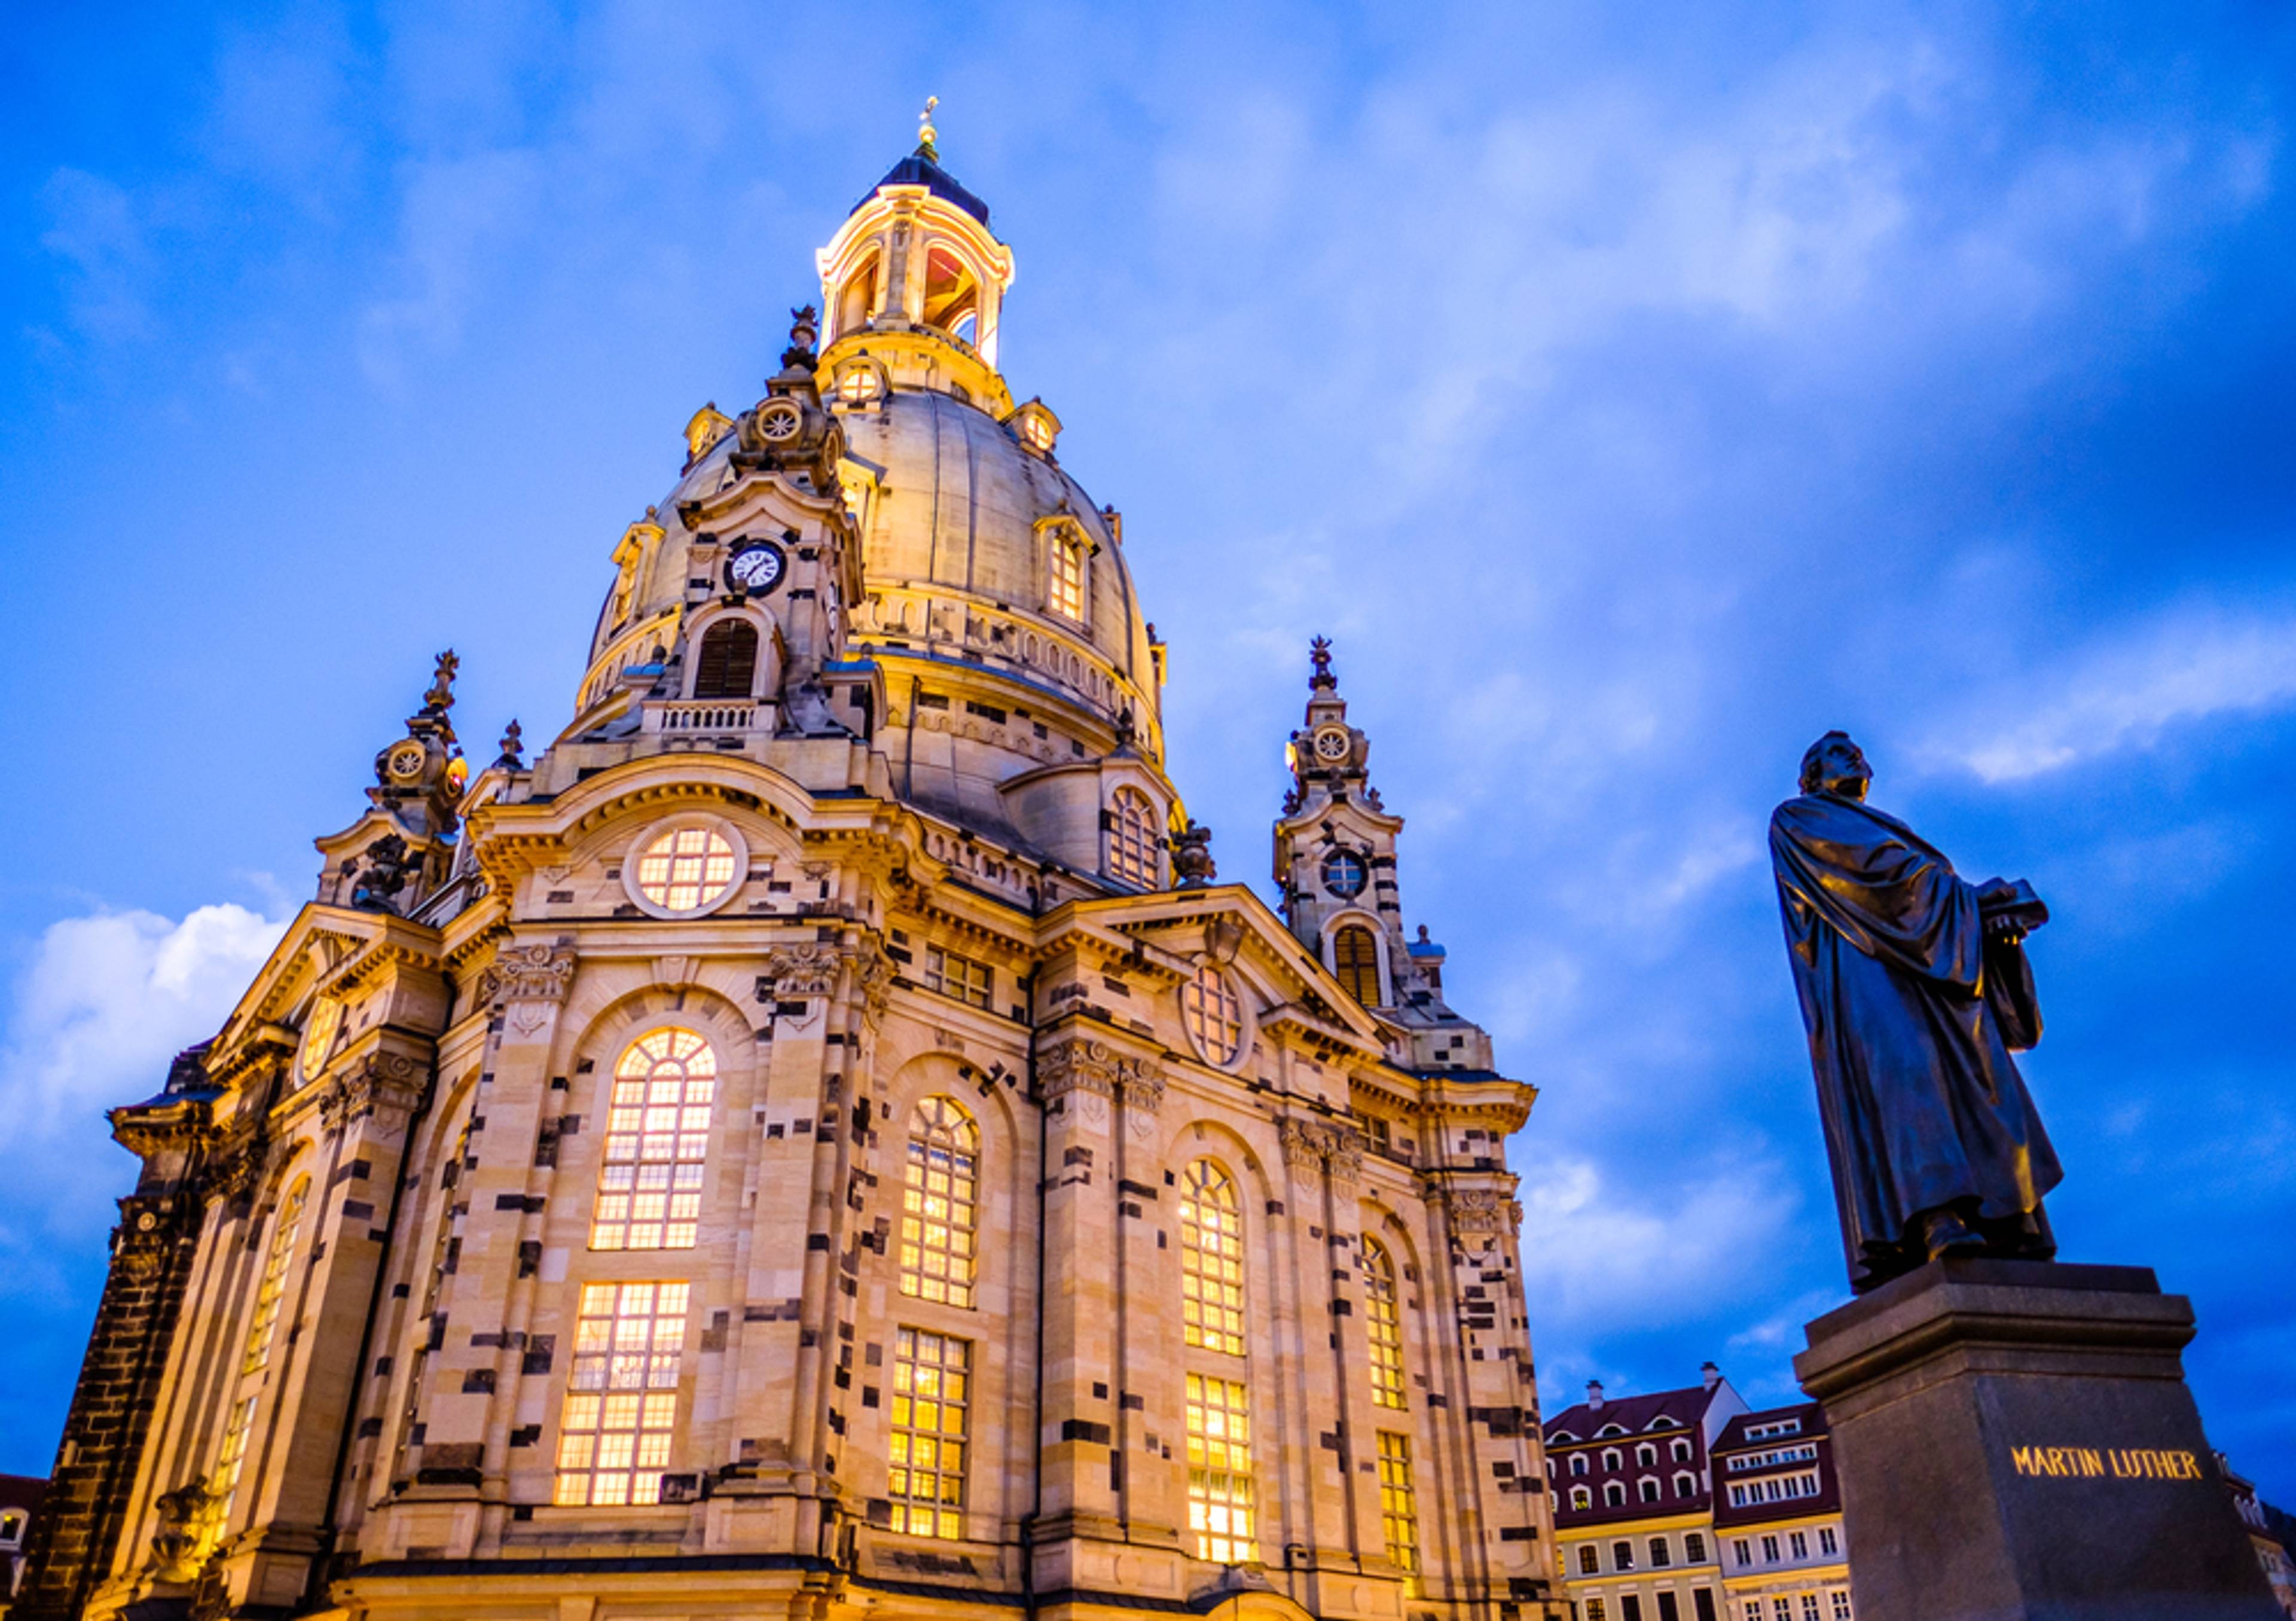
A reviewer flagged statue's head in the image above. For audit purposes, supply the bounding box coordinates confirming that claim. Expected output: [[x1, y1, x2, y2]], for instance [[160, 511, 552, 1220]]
[[1800, 731, 1872, 800]]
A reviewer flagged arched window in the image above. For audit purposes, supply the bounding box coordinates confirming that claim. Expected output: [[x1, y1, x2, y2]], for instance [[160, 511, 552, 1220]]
[[243, 1179, 309, 1374], [1672, 1437, 1693, 1462], [1333, 924, 1381, 1005], [1181, 965, 1244, 1066], [923, 246, 980, 340], [900, 1097, 979, 1308], [555, 1281, 689, 1507], [1602, 1448, 1622, 1471], [1639, 1476, 1661, 1503], [1106, 788, 1156, 886], [1180, 1159, 1245, 1357], [1571, 1485, 1592, 1510], [1637, 1442, 1657, 1467], [1362, 1238, 1406, 1409], [1048, 533, 1086, 620], [591, 1029, 716, 1250], [1604, 1481, 1625, 1507], [1674, 1471, 1696, 1497], [692, 619, 759, 700], [835, 249, 880, 337], [1571, 1452, 1589, 1476]]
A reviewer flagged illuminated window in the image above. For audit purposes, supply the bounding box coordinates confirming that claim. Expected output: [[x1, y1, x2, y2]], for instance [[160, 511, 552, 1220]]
[[591, 1030, 716, 1251], [1333, 924, 1380, 1005], [555, 1281, 688, 1506], [1362, 1238, 1406, 1409], [631, 825, 739, 914], [1587, 1604, 1607, 1621], [889, 1327, 970, 1538], [243, 1180, 309, 1374], [1180, 1160, 1246, 1357], [1578, 1544, 1599, 1574], [298, 998, 341, 1085], [692, 620, 759, 700], [922, 246, 979, 340], [1180, 966, 1244, 1066], [900, 1098, 979, 1308], [210, 1394, 258, 1528], [1049, 534, 1086, 621], [838, 366, 883, 405], [1105, 787, 1155, 886], [924, 946, 991, 1011], [1186, 1373, 1254, 1564], [1570, 1485, 1591, 1509], [1377, 1431, 1419, 1577]]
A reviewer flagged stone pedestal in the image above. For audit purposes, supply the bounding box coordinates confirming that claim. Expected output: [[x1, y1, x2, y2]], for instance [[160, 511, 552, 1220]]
[[1796, 1258, 2277, 1621]]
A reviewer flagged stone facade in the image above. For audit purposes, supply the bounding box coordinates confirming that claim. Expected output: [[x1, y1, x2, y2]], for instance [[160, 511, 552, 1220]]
[[19, 135, 1564, 1621]]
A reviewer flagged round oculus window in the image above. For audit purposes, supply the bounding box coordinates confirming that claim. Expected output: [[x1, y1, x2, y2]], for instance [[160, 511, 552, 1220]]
[[1312, 726, 1352, 762], [1181, 964, 1246, 1067], [1321, 850, 1367, 898], [756, 399, 803, 441], [298, 996, 343, 1084], [624, 822, 746, 917], [384, 741, 428, 781]]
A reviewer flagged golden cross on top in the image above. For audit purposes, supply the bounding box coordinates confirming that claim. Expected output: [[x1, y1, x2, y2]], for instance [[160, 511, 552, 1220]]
[[918, 96, 940, 160]]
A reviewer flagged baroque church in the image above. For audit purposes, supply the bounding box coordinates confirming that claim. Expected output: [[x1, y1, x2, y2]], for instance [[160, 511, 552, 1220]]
[[17, 123, 1562, 1621]]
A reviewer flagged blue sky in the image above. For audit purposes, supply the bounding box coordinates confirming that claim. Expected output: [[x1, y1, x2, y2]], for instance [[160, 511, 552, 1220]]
[[4, 2, 2292, 1500]]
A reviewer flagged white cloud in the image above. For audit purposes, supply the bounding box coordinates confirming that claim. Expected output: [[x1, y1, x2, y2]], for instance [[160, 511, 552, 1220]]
[[36, 168, 152, 344], [1934, 612, 2296, 783], [1516, 1150, 1799, 1333], [0, 905, 286, 1200]]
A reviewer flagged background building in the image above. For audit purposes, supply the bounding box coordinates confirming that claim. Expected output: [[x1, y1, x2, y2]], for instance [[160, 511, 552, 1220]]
[[1543, 1365, 1747, 1621], [13, 131, 1565, 1621], [1709, 1403, 1849, 1621], [1, 1474, 47, 1598], [2224, 1454, 2296, 1617]]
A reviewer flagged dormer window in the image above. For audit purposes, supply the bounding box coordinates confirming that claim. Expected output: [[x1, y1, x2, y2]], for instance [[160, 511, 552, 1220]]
[[1105, 787, 1157, 886], [693, 620, 760, 700], [1048, 534, 1086, 622], [836, 365, 884, 407]]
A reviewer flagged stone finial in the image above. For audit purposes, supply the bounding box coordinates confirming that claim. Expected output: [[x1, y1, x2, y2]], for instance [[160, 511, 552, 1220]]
[[782, 304, 821, 370], [1702, 1360, 1721, 1391], [423, 648, 459, 713], [1172, 820, 1216, 887], [918, 94, 940, 161], [1309, 634, 1336, 691], [1587, 1379, 1605, 1410], [496, 718, 525, 770]]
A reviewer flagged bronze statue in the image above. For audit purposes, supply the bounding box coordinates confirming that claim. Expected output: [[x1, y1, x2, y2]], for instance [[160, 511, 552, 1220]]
[[1770, 732, 2061, 1292]]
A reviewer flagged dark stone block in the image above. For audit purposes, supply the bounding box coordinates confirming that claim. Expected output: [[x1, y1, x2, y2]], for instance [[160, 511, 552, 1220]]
[[1797, 1257, 2280, 1620]]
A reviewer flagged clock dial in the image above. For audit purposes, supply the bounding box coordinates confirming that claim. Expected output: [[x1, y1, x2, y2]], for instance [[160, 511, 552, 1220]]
[[386, 741, 428, 781], [728, 542, 786, 593], [1313, 727, 1351, 762], [756, 400, 802, 441]]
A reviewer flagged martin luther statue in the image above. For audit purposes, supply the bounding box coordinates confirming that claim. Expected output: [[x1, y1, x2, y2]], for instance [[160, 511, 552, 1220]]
[[1771, 732, 2062, 1293]]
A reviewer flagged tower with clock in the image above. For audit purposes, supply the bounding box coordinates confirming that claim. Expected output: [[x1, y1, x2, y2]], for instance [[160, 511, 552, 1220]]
[[19, 117, 1553, 1621]]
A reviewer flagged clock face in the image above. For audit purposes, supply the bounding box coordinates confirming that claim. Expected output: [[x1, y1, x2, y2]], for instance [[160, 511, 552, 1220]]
[[756, 399, 803, 441], [386, 741, 428, 782], [1312, 726, 1352, 762], [727, 542, 786, 594]]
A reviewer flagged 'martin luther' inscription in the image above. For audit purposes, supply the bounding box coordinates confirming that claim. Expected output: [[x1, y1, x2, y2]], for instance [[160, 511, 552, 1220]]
[[2008, 1445, 2208, 1482]]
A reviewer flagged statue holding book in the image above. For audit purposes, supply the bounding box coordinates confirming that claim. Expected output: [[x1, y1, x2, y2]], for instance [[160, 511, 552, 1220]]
[[1770, 731, 2062, 1293]]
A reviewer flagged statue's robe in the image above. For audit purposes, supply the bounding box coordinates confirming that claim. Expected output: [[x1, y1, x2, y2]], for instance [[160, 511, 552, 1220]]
[[1769, 791, 2061, 1286]]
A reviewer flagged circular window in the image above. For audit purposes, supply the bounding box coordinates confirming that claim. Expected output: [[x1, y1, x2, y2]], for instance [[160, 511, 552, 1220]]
[[298, 996, 343, 1085], [838, 367, 882, 405], [623, 821, 746, 918], [1321, 850, 1367, 899], [1181, 964, 1246, 1067]]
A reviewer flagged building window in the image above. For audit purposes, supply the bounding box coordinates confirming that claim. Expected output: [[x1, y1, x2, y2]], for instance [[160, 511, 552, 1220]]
[[1180, 965, 1244, 1066], [1830, 1593, 1852, 1620], [631, 825, 740, 914], [1602, 1448, 1623, 1470], [1362, 1238, 1406, 1409], [1744, 1605, 1763, 1621], [1571, 1452, 1589, 1476], [1587, 1602, 1607, 1621], [924, 945, 991, 1009], [1578, 1544, 1600, 1574], [297, 997, 341, 1084], [900, 1097, 979, 1308], [838, 365, 883, 405], [1605, 1481, 1625, 1507], [555, 1281, 688, 1506], [1638, 1442, 1658, 1467], [1048, 533, 1086, 621], [692, 619, 760, 699], [1773, 1601, 1792, 1621], [1800, 1597, 1821, 1621], [1761, 1535, 1781, 1564], [591, 1029, 716, 1251], [1571, 1485, 1592, 1509], [1745, 1418, 1803, 1440], [1613, 1540, 1634, 1571], [1674, 1471, 1696, 1496], [209, 1393, 259, 1531], [1672, 1437, 1693, 1462], [1650, 1535, 1671, 1567], [1321, 848, 1367, 897], [1685, 1532, 1707, 1562], [1625, 1598, 1645, 1621], [889, 1327, 970, 1538], [1181, 1159, 1247, 1356], [1333, 923, 1381, 1005], [243, 1179, 309, 1374], [1733, 1539, 1751, 1567], [1376, 1431, 1418, 1576], [1186, 1373, 1254, 1564], [1791, 1531, 1809, 1559], [1106, 788, 1158, 886], [1639, 1477, 1660, 1503], [1819, 1527, 1839, 1556]]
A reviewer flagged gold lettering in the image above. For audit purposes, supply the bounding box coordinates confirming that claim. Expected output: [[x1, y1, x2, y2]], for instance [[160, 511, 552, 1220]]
[[2012, 1442, 2208, 1482], [2077, 1449, 2101, 1477], [2011, 1446, 2038, 1476]]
